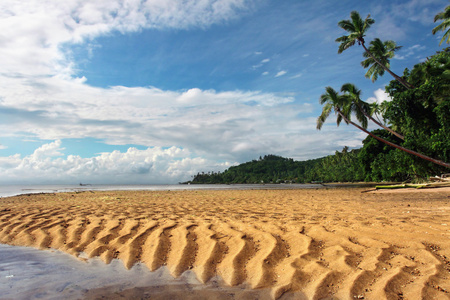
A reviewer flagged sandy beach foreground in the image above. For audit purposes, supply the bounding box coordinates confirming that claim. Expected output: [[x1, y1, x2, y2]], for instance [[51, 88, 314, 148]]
[[1, 188, 449, 299]]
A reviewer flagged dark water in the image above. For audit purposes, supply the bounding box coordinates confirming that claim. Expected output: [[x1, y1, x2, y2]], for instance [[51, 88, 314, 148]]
[[0, 244, 305, 300]]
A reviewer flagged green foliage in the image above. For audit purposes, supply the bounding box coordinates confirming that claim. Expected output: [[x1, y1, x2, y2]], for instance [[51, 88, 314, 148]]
[[359, 130, 412, 182], [186, 150, 365, 184], [383, 49, 450, 176], [361, 38, 402, 82], [336, 11, 375, 53]]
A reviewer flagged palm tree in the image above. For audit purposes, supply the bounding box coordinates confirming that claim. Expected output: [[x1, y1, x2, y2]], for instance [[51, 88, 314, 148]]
[[316, 86, 352, 130], [432, 5, 450, 45], [317, 86, 450, 169], [361, 38, 402, 82], [341, 83, 405, 140], [336, 11, 413, 89]]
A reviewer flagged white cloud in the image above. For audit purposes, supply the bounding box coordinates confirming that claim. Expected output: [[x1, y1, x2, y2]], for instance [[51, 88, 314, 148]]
[[252, 58, 270, 69], [0, 141, 234, 184], [31, 140, 65, 159], [262, 71, 269, 75], [0, 0, 255, 78], [366, 88, 392, 104], [275, 70, 287, 77], [0, 75, 304, 161]]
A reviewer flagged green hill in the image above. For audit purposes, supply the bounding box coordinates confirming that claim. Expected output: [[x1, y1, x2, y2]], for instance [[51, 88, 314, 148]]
[[185, 148, 364, 184]]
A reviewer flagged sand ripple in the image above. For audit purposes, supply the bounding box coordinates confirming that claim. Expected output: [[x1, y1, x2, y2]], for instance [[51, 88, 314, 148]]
[[1, 188, 450, 299]]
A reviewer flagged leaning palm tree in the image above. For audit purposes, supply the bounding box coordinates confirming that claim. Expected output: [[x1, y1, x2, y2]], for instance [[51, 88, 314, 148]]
[[341, 83, 405, 140], [336, 11, 413, 89], [317, 86, 351, 130], [361, 38, 402, 82], [432, 5, 450, 45], [317, 86, 450, 169]]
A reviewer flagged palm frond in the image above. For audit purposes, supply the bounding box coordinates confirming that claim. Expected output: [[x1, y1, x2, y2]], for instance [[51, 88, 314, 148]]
[[434, 11, 446, 22], [337, 20, 355, 32], [440, 26, 450, 45], [432, 5, 450, 45], [336, 111, 344, 126], [317, 103, 333, 130]]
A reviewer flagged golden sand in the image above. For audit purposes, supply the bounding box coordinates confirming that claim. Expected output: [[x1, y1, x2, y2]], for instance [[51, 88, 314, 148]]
[[1, 187, 449, 299]]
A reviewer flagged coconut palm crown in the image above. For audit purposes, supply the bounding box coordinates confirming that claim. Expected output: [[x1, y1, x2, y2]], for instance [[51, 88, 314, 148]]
[[432, 5, 450, 45], [317, 86, 368, 130], [317, 86, 349, 130], [361, 39, 402, 82], [336, 11, 375, 54]]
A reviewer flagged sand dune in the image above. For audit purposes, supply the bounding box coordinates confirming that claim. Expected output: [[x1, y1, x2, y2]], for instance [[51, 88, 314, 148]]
[[1, 188, 449, 299]]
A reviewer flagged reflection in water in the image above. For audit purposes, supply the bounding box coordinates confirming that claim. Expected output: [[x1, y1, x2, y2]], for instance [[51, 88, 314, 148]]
[[0, 244, 303, 300]]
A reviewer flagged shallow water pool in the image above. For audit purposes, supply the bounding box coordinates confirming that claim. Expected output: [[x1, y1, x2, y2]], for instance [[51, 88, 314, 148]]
[[0, 244, 304, 299]]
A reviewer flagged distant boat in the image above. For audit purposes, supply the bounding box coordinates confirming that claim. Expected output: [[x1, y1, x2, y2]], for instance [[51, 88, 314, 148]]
[[79, 183, 92, 186]]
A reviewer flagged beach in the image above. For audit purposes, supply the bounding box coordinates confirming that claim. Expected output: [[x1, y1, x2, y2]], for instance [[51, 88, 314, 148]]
[[1, 187, 449, 299]]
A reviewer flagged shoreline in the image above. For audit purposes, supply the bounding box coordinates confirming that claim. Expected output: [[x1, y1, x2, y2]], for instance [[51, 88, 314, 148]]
[[0, 182, 389, 198], [1, 188, 449, 299]]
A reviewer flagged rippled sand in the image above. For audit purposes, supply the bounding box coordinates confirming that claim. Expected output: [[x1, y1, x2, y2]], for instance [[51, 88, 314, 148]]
[[1, 188, 449, 299]]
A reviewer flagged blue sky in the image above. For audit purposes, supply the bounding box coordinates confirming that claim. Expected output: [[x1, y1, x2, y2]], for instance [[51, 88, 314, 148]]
[[0, 0, 448, 184]]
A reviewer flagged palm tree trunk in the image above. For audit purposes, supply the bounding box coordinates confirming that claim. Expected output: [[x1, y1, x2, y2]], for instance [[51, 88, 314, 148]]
[[361, 43, 414, 89], [355, 102, 405, 140], [337, 110, 450, 168]]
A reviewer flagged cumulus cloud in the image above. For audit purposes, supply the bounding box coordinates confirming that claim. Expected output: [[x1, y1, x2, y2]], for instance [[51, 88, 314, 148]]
[[0, 141, 234, 184], [0, 73, 308, 161], [366, 88, 392, 104]]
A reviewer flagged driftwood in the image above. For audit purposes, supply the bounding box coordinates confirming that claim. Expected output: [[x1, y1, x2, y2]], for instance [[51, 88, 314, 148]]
[[375, 181, 450, 190]]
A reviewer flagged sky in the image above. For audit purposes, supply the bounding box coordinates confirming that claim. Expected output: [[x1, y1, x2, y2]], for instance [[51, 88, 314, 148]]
[[0, 0, 448, 185]]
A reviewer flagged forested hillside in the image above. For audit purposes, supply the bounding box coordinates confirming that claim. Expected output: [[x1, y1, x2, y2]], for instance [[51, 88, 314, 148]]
[[185, 148, 366, 184]]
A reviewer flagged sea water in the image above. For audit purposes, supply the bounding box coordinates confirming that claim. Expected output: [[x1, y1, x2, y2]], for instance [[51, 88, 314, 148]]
[[0, 183, 323, 198], [0, 244, 305, 300]]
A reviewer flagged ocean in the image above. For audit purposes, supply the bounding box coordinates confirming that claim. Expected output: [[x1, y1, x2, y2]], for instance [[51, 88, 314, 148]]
[[0, 183, 323, 198]]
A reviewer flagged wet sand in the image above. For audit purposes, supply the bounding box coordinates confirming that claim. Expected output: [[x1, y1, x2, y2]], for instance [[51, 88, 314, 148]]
[[0, 187, 449, 299]]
